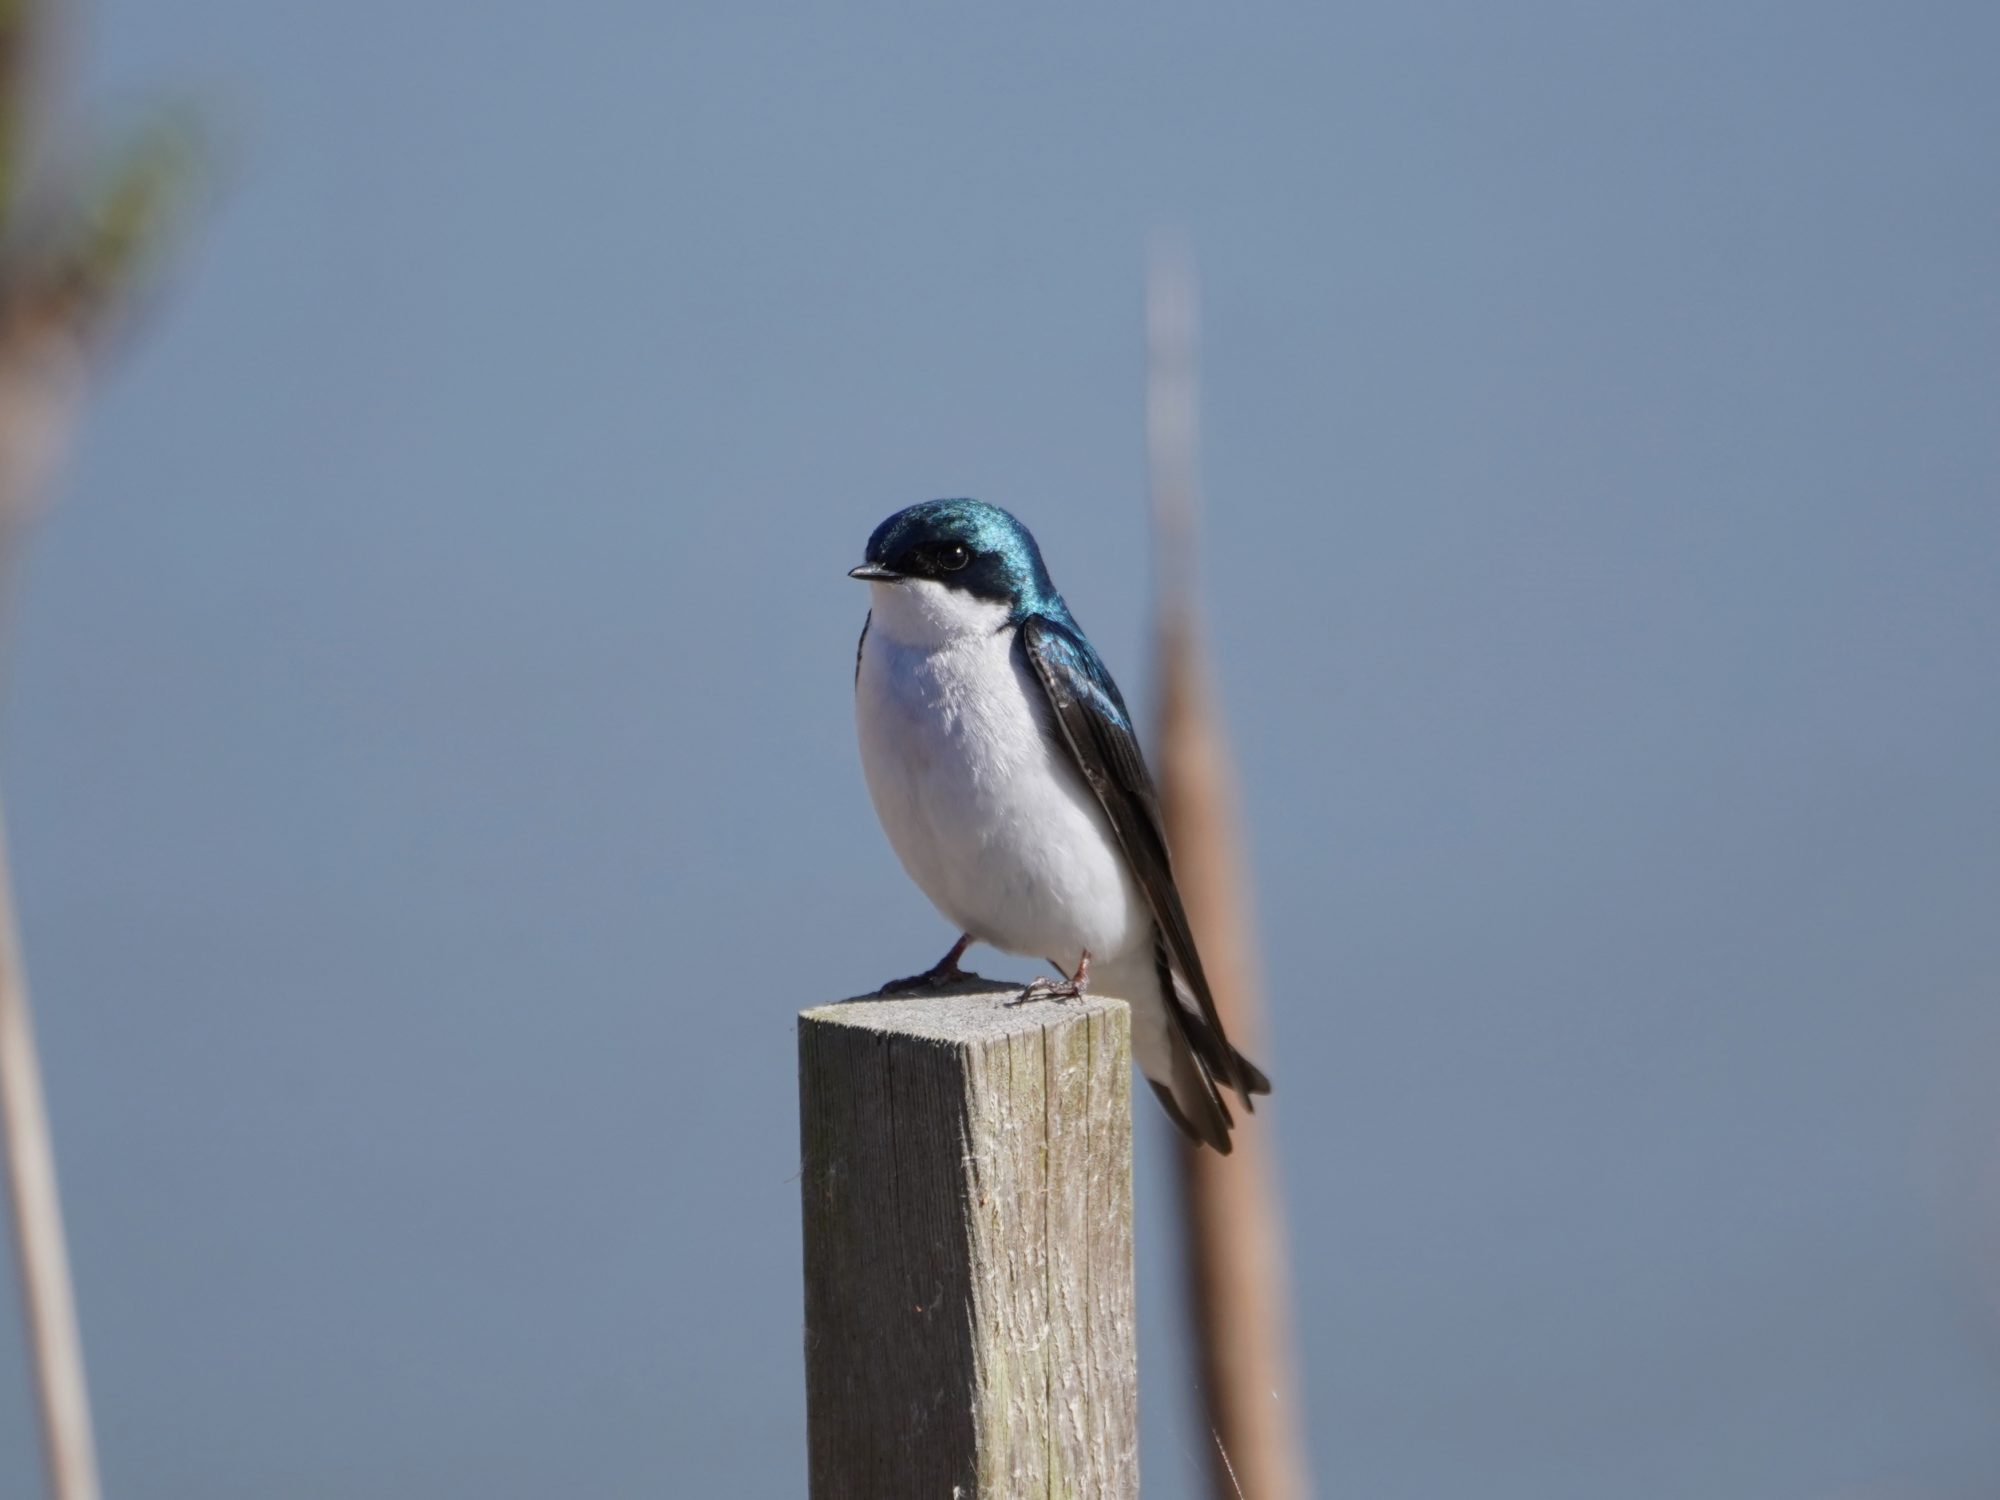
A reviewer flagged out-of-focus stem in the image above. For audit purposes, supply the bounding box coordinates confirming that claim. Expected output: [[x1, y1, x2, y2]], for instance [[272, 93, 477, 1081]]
[[1148, 241, 1311, 1500], [0, 281, 100, 1500], [0, 799, 100, 1500], [0, 10, 195, 1494]]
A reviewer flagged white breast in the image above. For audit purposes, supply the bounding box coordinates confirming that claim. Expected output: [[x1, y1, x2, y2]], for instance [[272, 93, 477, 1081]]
[[854, 579, 1149, 969]]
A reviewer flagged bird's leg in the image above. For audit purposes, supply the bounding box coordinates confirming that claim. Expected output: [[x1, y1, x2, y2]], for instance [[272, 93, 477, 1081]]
[[1010, 950, 1091, 1006], [873, 933, 976, 995]]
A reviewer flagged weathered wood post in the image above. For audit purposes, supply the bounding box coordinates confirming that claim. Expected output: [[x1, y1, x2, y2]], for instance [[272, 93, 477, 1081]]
[[798, 984, 1138, 1498]]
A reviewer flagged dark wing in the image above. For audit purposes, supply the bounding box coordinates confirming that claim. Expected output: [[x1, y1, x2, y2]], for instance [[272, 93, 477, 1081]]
[[1017, 612, 1267, 1113], [855, 611, 870, 687]]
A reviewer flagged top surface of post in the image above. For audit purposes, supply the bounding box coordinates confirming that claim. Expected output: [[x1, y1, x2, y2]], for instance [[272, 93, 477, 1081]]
[[800, 978, 1128, 1043]]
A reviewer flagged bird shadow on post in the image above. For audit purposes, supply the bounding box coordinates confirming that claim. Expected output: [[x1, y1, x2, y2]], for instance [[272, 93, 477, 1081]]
[[0, 4, 199, 1497], [798, 983, 1140, 1499], [1147, 241, 1312, 1500]]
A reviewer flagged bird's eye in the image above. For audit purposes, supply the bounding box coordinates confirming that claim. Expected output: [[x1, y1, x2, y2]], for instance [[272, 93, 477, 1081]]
[[937, 543, 970, 572]]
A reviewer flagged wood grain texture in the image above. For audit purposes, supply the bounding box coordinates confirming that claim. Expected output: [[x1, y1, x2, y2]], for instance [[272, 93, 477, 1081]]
[[799, 985, 1137, 1499]]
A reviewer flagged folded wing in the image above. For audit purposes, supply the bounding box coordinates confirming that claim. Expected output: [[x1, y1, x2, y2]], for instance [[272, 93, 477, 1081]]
[[1017, 612, 1270, 1150]]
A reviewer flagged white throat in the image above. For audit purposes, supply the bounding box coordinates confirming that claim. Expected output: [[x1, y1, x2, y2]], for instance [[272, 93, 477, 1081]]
[[865, 577, 1012, 650]]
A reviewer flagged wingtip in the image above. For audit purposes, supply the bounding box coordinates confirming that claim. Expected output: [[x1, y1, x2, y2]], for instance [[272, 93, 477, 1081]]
[[1148, 1078, 1234, 1154]]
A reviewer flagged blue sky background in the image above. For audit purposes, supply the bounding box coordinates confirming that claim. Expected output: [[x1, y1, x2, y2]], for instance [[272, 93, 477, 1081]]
[[2, 2, 1997, 1495]]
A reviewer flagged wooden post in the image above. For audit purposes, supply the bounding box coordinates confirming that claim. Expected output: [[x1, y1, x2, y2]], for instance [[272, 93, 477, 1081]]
[[798, 985, 1138, 1499]]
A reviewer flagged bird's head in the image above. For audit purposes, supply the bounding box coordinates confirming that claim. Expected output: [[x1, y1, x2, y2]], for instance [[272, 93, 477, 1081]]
[[850, 500, 1060, 628]]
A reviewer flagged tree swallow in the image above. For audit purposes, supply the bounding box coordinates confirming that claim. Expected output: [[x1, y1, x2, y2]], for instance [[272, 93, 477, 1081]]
[[850, 498, 1271, 1152]]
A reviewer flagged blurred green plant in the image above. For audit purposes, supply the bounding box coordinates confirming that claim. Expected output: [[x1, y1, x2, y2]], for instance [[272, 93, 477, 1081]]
[[0, 1, 197, 354]]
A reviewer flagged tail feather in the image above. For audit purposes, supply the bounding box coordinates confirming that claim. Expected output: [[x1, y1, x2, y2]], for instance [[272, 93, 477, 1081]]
[[1162, 943, 1272, 1110], [1108, 939, 1270, 1153], [1230, 1047, 1273, 1098], [1148, 939, 1261, 1151]]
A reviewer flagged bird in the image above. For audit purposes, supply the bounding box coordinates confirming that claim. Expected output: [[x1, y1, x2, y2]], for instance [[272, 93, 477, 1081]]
[[850, 498, 1270, 1151]]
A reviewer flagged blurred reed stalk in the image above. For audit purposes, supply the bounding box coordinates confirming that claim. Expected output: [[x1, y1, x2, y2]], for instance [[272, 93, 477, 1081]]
[[0, 4, 195, 1496], [1147, 243, 1312, 1500]]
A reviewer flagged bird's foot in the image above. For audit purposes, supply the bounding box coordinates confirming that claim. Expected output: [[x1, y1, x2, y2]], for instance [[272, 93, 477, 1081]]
[[873, 935, 976, 996], [873, 961, 972, 995], [1008, 976, 1084, 1006], [1008, 952, 1091, 1007]]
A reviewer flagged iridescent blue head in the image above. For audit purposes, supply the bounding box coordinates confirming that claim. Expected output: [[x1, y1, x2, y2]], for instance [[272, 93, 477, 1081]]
[[850, 499, 1065, 620]]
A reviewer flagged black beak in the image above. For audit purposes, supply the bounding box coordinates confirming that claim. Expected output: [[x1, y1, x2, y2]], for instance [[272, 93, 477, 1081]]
[[848, 563, 902, 582]]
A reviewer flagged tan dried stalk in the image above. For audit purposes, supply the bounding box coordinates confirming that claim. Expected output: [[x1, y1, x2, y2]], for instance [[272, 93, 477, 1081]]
[[1148, 242, 1313, 1500]]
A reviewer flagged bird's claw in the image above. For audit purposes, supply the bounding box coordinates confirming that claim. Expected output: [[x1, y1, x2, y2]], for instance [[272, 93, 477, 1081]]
[[1008, 976, 1085, 1007]]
